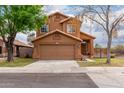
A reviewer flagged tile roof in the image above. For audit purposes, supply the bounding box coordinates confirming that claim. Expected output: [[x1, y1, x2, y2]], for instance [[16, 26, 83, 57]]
[[80, 31, 96, 39], [14, 40, 33, 47], [0, 37, 32, 47]]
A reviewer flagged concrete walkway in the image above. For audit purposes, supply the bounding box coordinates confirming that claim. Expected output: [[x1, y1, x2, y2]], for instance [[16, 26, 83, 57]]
[[0, 60, 124, 88]]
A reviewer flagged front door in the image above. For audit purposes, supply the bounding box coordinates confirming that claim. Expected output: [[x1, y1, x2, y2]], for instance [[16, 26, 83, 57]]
[[81, 41, 88, 55]]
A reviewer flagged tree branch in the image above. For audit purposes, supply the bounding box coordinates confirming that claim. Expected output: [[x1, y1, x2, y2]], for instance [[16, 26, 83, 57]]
[[1, 35, 6, 43], [85, 15, 107, 32], [106, 5, 110, 34], [91, 8, 106, 22], [99, 6, 106, 16], [110, 14, 124, 33]]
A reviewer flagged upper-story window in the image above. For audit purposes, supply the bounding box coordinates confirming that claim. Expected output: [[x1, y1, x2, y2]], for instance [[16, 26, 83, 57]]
[[41, 24, 48, 32], [67, 24, 76, 33]]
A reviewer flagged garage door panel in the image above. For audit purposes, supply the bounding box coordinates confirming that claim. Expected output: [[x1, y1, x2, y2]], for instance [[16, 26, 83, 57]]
[[40, 45, 74, 60]]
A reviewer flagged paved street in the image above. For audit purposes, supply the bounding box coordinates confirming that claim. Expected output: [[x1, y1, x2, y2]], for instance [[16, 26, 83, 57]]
[[0, 60, 124, 88], [0, 73, 98, 88]]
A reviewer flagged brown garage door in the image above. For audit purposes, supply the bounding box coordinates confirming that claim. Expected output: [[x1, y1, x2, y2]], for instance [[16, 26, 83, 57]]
[[40, 44, 74, 60]]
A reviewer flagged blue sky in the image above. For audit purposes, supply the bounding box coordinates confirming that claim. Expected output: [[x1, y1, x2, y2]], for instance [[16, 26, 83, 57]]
[[16, 5, 124, 47]]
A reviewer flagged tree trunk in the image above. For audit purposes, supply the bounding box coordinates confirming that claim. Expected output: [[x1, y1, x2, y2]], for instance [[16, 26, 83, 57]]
[[106, 36, 112, 64], [5, 41, 14, 62], [16, 46, 20, 57]]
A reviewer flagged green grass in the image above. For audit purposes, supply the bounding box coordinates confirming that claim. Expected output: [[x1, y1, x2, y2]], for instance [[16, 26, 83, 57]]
[[77, 58, 124, 67], [0, 58, 34, 67]]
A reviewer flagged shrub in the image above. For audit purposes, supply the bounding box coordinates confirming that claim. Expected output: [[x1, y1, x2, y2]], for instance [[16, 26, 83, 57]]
[[25, 54, 31, 58], [111, 45, 124, 55]]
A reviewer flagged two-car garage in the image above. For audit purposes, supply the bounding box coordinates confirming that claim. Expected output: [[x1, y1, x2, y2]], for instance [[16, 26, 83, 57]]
[[39, 44, 75, 60]]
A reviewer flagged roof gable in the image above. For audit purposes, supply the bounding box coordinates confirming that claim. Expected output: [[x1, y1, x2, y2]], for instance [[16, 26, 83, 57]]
[[33, 29, 82, 42], [48, 12, 69, 18]]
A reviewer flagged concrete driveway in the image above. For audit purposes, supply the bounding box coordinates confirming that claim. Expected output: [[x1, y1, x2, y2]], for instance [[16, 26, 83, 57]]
[[26, 60, 79, 68], [24, 60, 79, 72], [0, 60, 79, 73]]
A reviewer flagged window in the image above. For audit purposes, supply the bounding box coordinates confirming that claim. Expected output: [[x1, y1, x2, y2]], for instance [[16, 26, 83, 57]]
[[67, 24, 75, 33], [0, 46, 2, 54], [41, 24, 48, 32]]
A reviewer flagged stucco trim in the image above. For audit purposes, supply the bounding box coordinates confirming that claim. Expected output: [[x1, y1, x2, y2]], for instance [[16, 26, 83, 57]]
[[59, 17, 72, 23]]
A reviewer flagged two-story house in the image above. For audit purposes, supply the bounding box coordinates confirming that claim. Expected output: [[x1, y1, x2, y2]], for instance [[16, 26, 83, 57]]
[[32, 12, 95, 60]]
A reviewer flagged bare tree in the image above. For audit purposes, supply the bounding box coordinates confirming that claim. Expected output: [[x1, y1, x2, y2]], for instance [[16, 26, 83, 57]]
[[79, 5, 124, 64]]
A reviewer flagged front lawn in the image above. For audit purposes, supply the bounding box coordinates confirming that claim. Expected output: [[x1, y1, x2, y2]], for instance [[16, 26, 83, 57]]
[[0, 58, 34, 67], [77, 58, 124, 67]]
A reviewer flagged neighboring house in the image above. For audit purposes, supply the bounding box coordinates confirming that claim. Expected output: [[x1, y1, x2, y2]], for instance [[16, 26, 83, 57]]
[[32, 12, 95, 60], [0, 37, 33, 58]]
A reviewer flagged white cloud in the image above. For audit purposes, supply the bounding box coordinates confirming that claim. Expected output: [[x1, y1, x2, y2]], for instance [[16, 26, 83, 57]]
[[16, 33, 28, 44], [115, 7, 124, 15], [44, 5, 75, 17], [44, 5, 66, 14], [118, 30, 124, 36]]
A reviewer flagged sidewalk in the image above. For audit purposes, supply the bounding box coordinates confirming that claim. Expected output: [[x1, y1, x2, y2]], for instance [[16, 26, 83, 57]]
[[0, 65, 124, 73]]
